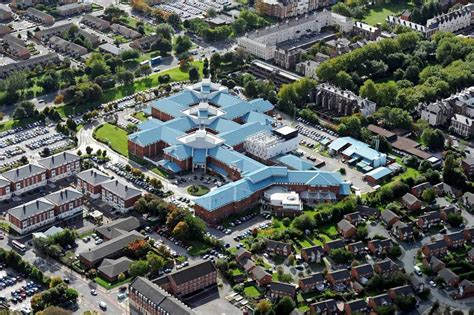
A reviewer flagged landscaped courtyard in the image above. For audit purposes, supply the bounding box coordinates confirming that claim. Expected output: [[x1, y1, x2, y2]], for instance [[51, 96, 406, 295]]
[[362, 3, 412, 25]]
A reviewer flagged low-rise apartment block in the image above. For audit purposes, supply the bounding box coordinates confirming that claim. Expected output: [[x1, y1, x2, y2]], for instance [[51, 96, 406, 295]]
[[0, 53, 60, 79], [2, 164, 47, 195], [130, 34, 161, 52], [0, 177, 12, 201], [48, 35, 88, 58], [111, 23, 141, 39], [25, 7, 55, 25], [76, 169, 112, 198], [37, 151, 80, 182], [81, 14, 110, 31], [57, 2, 91, 17], [1, 34, 30, 60], [101, 180, 142, 212], [451, 114, 474, 138], [0, 8, 12, 22]]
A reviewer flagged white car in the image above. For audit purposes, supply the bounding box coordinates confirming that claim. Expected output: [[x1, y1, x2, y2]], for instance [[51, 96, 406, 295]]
[[90, 289, 97, 296], [99, 301, 107, 310], [429, 280, 437, 288]]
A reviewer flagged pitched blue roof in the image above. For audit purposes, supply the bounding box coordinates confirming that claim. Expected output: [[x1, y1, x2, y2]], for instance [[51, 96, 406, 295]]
[[208, 163, 228, 177], [329, 137, 386, 167], [162, 116, 196, 132], [222, 101, 251, 120], [249, 99, 274, 113], [168, 90, 201, 106], [276, 154, 314, 170], [219, 122, 271, 147], [208, 147, 264, 176], [193, 149, 207, 164], [151, 99, 185, 118], [137, 118, 162, 131], [128, 126, 183, 146], [157, 160, 181, 173], [208, 118, 241, 134], [365, 167, 392, 180], [210, 92, 243, 107], [194, 168, 349, 211], [243, 111, 274, 125], [163, 144, 192, 160]]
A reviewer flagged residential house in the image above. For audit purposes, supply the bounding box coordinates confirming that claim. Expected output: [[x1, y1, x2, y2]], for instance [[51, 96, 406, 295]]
[[300, 245, 323, 263], [451, 114, 474, 138], [78, 230, 144, 268], [239, 257, 256, 273], [101, 179, 143, 212], [1, 34, 30, 59], [457, 279, 474, 299], [250, 266, 272, 287], [422, 239, 448, 257], [57, 3, 91, 16], [130, 34, 161, 52], [433, 182, 456, 197], [309, 299, 339, 315], [235, 247, 252, 263], [374, 259, 399, 276], [391, 221, 415, 241], [347, 241, 367, 256], [44, 187, 83, 220], [440, 205, 459, 221], [0, 177, 12, 201], [98, 257, 133, 282], [420, 101, 452, 127], [95, 216, 140, 240], [462, 192, 474, 209], [337, 219, 357, 239], [409, 274, 425, 293], [411, 182, 432, 198], [266, 240, 292, 256], [438, 268, 460, 287], [367, 293, 392, 310], [381, 209, 400, 227], [343, 212, 363, 225], [401, 193, 422, 211], [0, 53, 60, 79], [268, 281, 296, 299], [25, 7, 54, 25], [462, 158, 474, 177], [417, 211, 441, 230], [48, 36, 88, 58], [444, 231, 466, 248], [464, 226, 474, 242], [357, 205, 380, 218], [299, 272, 325, 293], [388, 285, 414, 299], [2, 164, 47, 195], [81, 14, 110, 31], [469, 248, 474, 263], [37, 151, 80, 182], [367, 239, 393, 256], [326, 269, 351, 286], [76, 169, 112, 198], [351, 264, 374, 284], [129, 277, 195, 315], [422, 255, 445, 273], [353, 21, 381, 41], [111, 23, 141, 39], [344, 299, 368, 315], [323, 239, 345, 254]]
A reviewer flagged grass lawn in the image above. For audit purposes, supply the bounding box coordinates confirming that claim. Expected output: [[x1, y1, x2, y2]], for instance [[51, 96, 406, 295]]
[[320, 225, 337, 237], [231, 269, 244, 277], [187, 184, 210, 196], [0, 117, 36, 132], [187, 241, 210, 257], [243, 285, 262, 298], [133, 112, 148, 121], [298, 239, 312, 248], [95, 276, 131, 290], [93, 123, 129, 156], [362, 3, 411, 25]]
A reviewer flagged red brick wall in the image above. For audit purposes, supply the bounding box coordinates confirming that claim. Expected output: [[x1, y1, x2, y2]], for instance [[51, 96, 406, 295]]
[[0, 185, 9, 197], [124, 194, 142, 209], [128, 140, 166, 158], [12, 172, 46, 191], [53, 197, 83, 216], [151, 107, 174, 121]]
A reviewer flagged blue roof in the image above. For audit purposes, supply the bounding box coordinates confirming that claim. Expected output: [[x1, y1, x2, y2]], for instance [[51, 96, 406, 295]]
[[208, 118, 241, 134], [137, 118, 162, 131], [157, 160, 181, 173], [162, 116, 195, 132], [143, 106, 152, 115], [364, 167, 392, 180], [248, 99, 274, 113], [208, 147, 264, 176], [168, 90, 201, 106], [194, 167, 349, 211], [329, 137, 386, 167], [193, 149, 207, 164], [210, 92, 243, 107], [219, 122, 271, 147], [243, 111, 274, 125], [276, 154, 314, 170], [151, 99, 185, 118], [163, 144, 192, 160], [128, 126, 183, 146], [208, 163, 228, 177], [222, 101, 251, 120]]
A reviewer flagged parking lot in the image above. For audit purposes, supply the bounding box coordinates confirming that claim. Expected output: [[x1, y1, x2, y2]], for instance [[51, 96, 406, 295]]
[[155, 0, 234, 20], [0, 122, 73, 167], [103, 162, 161, 195], [0, 268, 44, 313]]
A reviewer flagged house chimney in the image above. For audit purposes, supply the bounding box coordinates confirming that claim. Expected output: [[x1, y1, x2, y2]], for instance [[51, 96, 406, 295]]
[[36, 200, 39, 208], [125, 186, 128, 191], [52, 156, 54, 164], [23, 205, 26, 214], [60, 191, 63, 199]]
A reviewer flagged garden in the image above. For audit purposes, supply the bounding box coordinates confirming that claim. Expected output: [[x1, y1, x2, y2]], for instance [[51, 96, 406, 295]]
[[187, 184, 210, 196]]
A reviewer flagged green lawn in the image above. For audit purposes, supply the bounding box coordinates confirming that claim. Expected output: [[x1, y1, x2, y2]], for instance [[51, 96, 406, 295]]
[[0, 117, 36, 132], [320, 225, 337, 237], [362, 3, 412, 25], [187, 184, 210, 196], [133, 112, 148, 121], [95, 276, 132, 290], [93, 123, 129, 156], [243, 285, 262, 298], [298, 239, 312, 248], [231, 269, 244, 277], [187, 241, 211, 257]]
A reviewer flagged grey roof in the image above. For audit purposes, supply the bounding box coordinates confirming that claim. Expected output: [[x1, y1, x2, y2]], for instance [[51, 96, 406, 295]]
[[370, 293, 392, 306], [77, 169, 112, 185], [95, 217, 140, 240], [345, 299, 367, 311], [427, 256, 444, 268], [438, 268, 458, 283], [101, 180, 142, 200], [328, 269, 350, 280], [8, 198, 54, 220], [300, 272, 324, 285], [425, 239, 447, 251], [337, 219, 355, 233], [240, 257, 256, 271], [381, 209, 399, 223], [0, 176, 9, 187], [251, 265, 270, 280], [44, 187, 82, 206], [446, 231, 464, 241], [376, 259, 399, 272], [266, 239, 292, 251], [311, 299, 338, 313], [2, 164, 46, 182], [301, 245, 323, 255], [325, 239, 345, 250], [353, 263, 373, 275], [390, 285, 414, 296], [270, 281, 295, 294], [402, 192, 420, 206], [130, 277, 195, 315], [37, 151, 79, 169], [79, 230, 144, 264], [98, 257, 133, 278], [166, 260, 216, 285]]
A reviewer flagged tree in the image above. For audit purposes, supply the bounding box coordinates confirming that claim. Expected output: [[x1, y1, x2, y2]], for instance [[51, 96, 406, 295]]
[[255, 299, 272, 315], [167, 13, 181, 28], [355, 225, 368, 241], [103, 5, 126, 21], [13, 101, 36, 119], [421, 128, 445, 151], [175, 35, 192, 55], [146, 252, 165, 273], [337, 116, 362, 139], [329, 248, 354, 264], [155, 23, 173, 40], [188, 67, 200, 82], [447, 213, 463, 227], [129, 260, 150, 277], [151, 38, 172, 56], [421, 188, 437, 203], [49, 276, 63, 289], [389, 244, 402, 258], [203, 58, 209, 78], [293, 214, 315, 232], [86, 146, 93, 155], [334, 71, 355, 91], [274, 296, 295, 315], [359, 79, 378, 100]]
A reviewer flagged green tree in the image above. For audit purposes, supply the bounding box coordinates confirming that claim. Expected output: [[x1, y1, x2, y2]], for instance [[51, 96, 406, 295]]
[[129, 260, 150, 277], [329, 248, 354, 264], [274, 296, 295, 315], [421, 188, 437, 203], [447, 213, 463, 227], [421, 128, 445, 151], [175, 35, 193, 55], [188, 67, 200, 82], [337, 116, 362, 139], [255, 299, 272, 315]]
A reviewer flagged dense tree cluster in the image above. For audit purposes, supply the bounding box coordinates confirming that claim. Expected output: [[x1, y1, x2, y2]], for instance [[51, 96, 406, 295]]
[[317, 32, 474, 111]]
